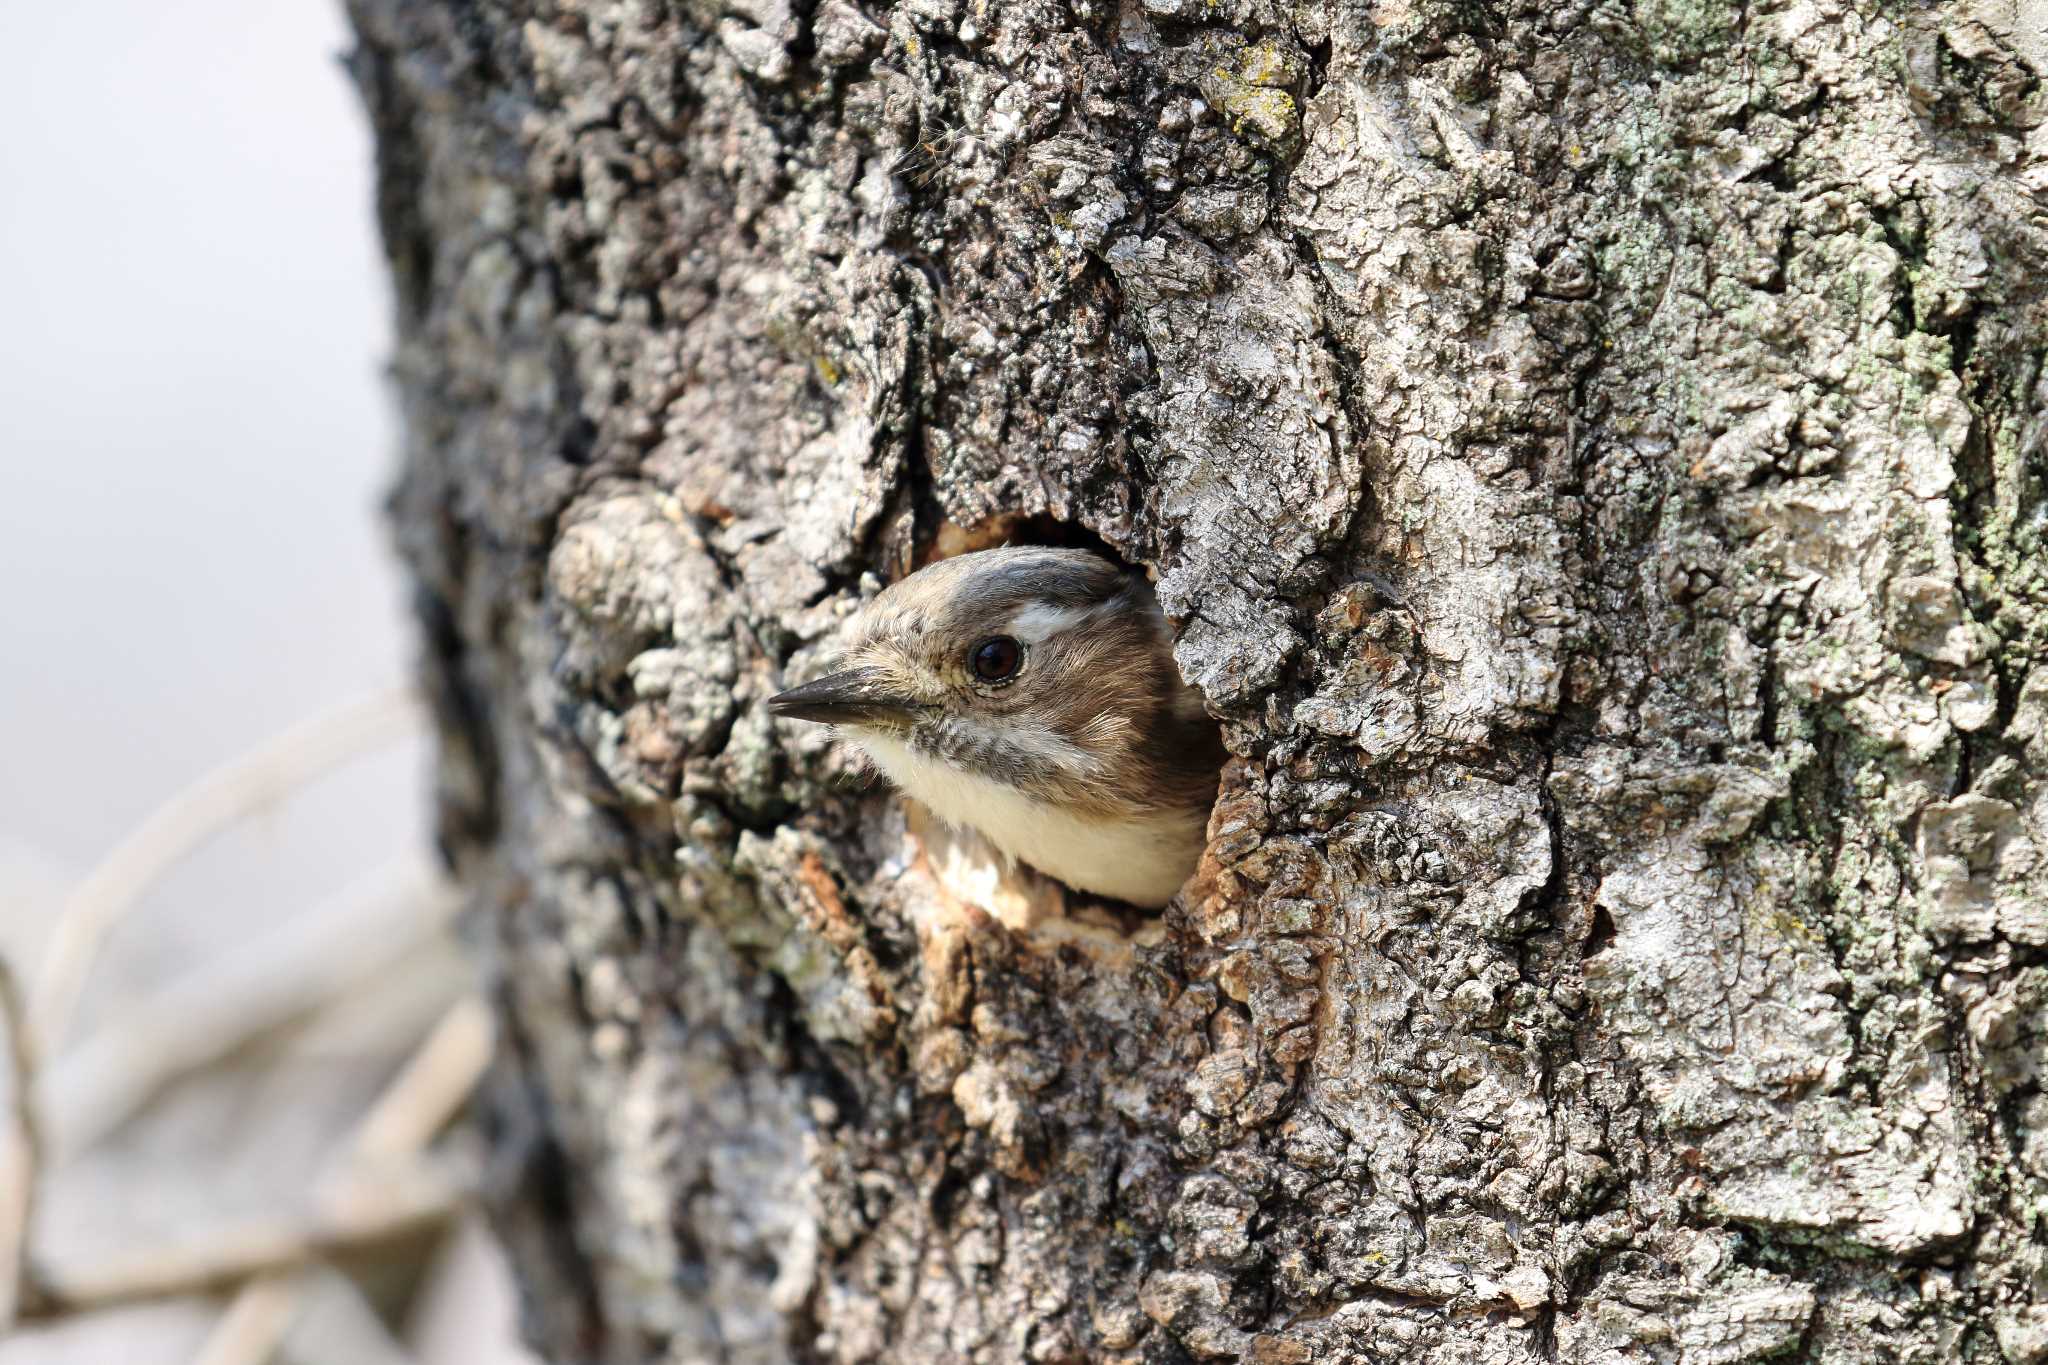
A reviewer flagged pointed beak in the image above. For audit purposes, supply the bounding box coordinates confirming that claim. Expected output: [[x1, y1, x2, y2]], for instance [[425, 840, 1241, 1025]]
[[767, 669, 923, 727]]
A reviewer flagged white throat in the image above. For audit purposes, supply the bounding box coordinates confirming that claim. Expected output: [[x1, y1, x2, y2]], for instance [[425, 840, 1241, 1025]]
[[851, 731, 1201, 908]]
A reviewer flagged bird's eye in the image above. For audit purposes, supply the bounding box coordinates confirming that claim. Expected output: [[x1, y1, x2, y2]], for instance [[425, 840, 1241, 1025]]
[[971, 636, 1022, 683]]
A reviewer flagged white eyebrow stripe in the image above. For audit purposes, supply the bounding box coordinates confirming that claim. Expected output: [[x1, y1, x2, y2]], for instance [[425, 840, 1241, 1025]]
[[1007, 603, 1097, 643]]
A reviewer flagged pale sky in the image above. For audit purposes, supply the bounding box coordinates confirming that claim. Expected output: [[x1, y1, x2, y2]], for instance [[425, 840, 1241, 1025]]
[[0, 1, 426, 1018]]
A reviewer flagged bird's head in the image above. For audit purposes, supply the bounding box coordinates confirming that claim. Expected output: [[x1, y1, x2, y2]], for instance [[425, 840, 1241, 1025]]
[[768, 546, 1220, 817]]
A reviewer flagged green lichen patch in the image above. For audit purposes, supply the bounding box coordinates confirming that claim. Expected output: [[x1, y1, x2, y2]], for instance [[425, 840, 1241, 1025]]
[[1197, 40, 1304, 155]]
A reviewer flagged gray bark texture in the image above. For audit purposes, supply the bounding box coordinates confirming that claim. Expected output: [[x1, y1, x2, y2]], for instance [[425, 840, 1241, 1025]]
[[345, 0, 2048, 1359]]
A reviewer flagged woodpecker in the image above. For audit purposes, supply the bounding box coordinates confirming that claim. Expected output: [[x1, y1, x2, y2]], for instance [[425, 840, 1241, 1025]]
[[768, 547, 1224, 908]]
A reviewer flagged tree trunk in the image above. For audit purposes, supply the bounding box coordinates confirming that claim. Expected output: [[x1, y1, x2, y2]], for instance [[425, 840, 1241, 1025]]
[[345, 0, 2048, 1359]]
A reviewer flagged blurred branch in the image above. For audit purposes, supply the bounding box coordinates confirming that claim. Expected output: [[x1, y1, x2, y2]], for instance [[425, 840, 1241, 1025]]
[[192, 1264, 430, 1365], [2, 687, 479, 1356], [0, 958, 40, 1329], [189, 1274, 305, 1365], [31, 687, 425, 1056], [44, 859, 459, 1156], [274, 1268, 426, 1365], [21, 1157, 473, 1322], [164, 996, 496, 1363], [339, 996, 496, 1169]]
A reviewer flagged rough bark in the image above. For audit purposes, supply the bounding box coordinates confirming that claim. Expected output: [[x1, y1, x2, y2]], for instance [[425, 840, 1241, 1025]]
[[346, 0, 2048, 1359]]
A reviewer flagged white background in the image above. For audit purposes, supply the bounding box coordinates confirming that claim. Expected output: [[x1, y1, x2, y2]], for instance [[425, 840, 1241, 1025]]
[[0, 4, 530, 1360], [0, 3, 418, 1023]]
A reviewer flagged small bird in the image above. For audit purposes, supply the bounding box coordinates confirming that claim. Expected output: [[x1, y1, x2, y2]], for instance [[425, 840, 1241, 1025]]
[[769, 547, 1225, 908]]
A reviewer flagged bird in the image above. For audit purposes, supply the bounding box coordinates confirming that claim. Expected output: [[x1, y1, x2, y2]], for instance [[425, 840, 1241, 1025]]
[[768, 546, 1225, 908]]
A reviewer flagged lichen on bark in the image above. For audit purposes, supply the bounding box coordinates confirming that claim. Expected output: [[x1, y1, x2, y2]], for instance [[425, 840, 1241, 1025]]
[[348, 0, 2048, 1359]]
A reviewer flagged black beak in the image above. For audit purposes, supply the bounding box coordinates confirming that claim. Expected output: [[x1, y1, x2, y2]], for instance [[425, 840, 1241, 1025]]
[[767, 669, 922, 726]]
